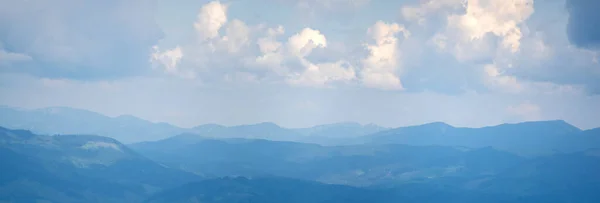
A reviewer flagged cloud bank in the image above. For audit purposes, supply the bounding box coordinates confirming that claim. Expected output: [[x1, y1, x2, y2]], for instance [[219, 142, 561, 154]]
[[1, 0, 599, 129]]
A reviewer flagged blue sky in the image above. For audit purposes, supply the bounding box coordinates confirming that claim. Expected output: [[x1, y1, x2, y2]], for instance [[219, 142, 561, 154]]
[[0, 0, 599, 129]]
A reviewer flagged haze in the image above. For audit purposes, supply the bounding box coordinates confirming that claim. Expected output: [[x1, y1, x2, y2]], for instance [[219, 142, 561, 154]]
[[1, 0, 600, 203], [1, 0, 599, 129]]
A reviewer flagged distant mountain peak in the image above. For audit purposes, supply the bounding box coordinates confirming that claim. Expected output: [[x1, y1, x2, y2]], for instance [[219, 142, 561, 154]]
[[534, 119, 570, 125], [364, 123, 385, 128], [311, 122, 362, 129], [582, 127, 600, 136], [37, 106, 96, 114], [0, 106, 186, 143], [246, 122, 281, 128], [589, 127, 600, 131], [258, 121, 279, 126], [193, 123, 226, 129], [114, 114, 143, 120], [335, 122, 363, 126], [0, 105, 26, 111], [418, 122, 454, 129], [494, 120, 581, 132]]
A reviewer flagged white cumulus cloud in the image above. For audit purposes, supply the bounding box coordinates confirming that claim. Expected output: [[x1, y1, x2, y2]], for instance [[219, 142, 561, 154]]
[[221, 19, 251, 53], [287, 60, 356, 87], [360, 21, 409, 90], [150, 46, 192, 78], [194, 1, 229, 41], [287, 28, 328, 57], [447, 0, 534, 53], [483, 63, 522, 93]]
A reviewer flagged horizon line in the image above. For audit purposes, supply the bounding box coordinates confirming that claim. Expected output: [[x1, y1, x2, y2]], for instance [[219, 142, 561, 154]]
[[2, 105, 597, 131]]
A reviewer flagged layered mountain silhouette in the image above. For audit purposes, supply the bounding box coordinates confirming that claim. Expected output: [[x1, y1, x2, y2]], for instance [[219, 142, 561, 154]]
[[147, 177, 599, 203], [3, 106, 599, 156], [0, 127, 200, 203], [131, 136, 524, 186], [0, 106, 387, 143], [2, 125, 600, 202], [146, 150, 600, 203], [2, 106, 600, 202], [366, 120, 596, 155], [0, 106, 184, 143]]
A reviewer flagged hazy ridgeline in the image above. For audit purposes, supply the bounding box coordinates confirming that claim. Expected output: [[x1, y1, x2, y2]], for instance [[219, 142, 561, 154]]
[[3, 0, 600, 201], [1, 107, 600, 203]]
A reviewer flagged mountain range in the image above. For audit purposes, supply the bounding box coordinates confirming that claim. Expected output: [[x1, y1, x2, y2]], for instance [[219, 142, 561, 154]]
[[2, 125, 600, 202], [0, 106, 387, 143], [130, 135, 525, 186], [2, 106, 598, 156], [0, 106, 184, 143], [366, 120, 599, 156], [2, 106, 600, 202]]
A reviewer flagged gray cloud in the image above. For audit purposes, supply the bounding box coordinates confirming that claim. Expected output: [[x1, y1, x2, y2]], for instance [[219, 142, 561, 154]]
[[501, 0, 600, 94], [1, 0, 600, 130], [566, 0, 600, 49], [0, 47, 32, 63], [0, 0, 163, 79]]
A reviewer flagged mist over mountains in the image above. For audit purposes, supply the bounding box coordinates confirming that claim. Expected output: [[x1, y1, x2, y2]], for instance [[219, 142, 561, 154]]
[[2, 106, 598, 155], [0, 106, 388, 143], [1, 106, 600, 202], [3, 0, 600, 201]]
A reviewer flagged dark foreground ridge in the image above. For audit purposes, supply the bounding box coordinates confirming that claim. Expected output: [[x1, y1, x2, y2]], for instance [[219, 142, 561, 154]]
[[2, 125, 600, 202]]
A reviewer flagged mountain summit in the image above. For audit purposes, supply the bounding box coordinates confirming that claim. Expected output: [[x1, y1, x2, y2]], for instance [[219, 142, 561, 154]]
[[368, 120, 588, 156]]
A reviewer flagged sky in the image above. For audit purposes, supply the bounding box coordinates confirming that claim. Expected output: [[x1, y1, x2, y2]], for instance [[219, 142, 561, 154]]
[[0, 0, 599, 129]]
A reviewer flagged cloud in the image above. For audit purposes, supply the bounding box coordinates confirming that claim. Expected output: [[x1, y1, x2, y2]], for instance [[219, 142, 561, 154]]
[[4, 72, 600, 129], [2, 0, 600, 131], [152, 1, 358, 88], [257, 26, 285, 54], [221, 19, 251, 53], [419, 0, 534, 65], [282, 28, 355, 87], [482, 64, 522, 93], [566, 0, 600, 49], [287, 28, 328, 57], [150, 46, 190, 78], [164, 0, 557, 92], [191, 1, 252, 54], [360, 21, 409, 90], [401, 0, 464, 25], [150, 1, 259, 82], [259, 27, 356, 87], [397, 0, 536, 94], [0, 0, 163, 79], [0, 49, 32, 63], [397, 0, 600, 95], [287, 60, 356, 87], [4, 0, 593, 95], [194, 1, 228, 40], [504, 0, 600, 94], [446, 0, 534, 53]]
